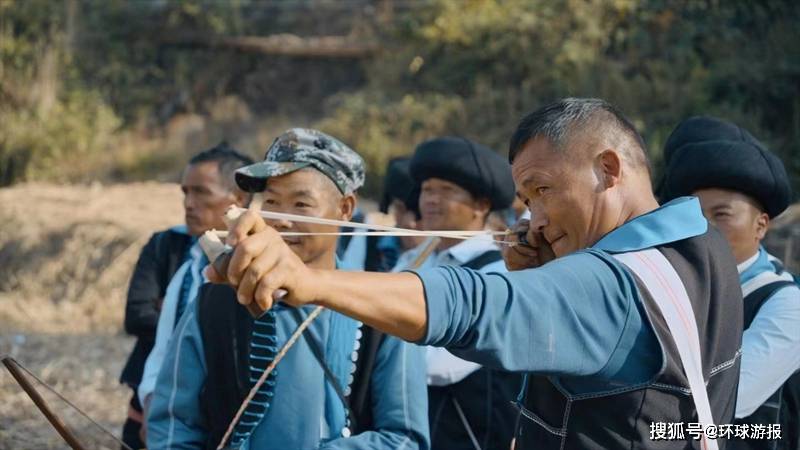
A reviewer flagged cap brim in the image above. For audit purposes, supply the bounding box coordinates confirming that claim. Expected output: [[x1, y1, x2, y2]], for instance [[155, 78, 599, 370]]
[[235, 161, 312, 193]]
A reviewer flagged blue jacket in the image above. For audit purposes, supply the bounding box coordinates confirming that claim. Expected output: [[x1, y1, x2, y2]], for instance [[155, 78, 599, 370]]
[[147, 296, 430, 450]]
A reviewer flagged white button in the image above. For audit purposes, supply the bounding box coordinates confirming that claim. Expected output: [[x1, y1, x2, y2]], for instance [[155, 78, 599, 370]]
[[342, 427, 352, 438]]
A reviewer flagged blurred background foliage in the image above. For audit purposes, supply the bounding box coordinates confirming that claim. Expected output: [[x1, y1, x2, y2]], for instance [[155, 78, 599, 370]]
[[1, 0, 798, 198]]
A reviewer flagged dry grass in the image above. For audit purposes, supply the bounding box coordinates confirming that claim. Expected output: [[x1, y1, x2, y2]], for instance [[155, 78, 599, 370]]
[[0, 182, 183, 449], [0, 334, 135, 449], [0, 182, 183, 333]]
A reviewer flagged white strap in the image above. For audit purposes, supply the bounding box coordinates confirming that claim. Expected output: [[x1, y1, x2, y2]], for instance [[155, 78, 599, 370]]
[[613, 249, 718, 450], [741, 270, 794, 298]]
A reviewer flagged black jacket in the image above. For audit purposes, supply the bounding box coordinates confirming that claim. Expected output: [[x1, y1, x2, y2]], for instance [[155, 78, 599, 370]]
[[119, 227, 192, 389]]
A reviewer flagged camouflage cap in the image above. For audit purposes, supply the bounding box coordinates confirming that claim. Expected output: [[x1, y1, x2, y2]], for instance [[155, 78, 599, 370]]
[[235, 128, 365, 194]]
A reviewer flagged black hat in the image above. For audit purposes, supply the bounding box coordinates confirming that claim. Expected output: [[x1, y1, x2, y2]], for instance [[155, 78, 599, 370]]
[[661, 116, 792, 218], [379, 157, 417, 213], [410, 136, 515, 211]]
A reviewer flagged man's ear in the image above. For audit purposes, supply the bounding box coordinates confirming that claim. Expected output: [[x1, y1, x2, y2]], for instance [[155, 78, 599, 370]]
[[755, 212, 770, 240], [597, 149, 623, 189], [339, 193, 357, 221]]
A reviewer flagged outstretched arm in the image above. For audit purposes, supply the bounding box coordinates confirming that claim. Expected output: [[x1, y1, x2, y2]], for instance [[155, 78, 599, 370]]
[[207, 211, 655, 379], [206, 209, 430, 341]]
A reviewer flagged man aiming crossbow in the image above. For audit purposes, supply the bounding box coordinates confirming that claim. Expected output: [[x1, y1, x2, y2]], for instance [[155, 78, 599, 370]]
[[147, 128, 429, 450], [210, 98, 744, 449]]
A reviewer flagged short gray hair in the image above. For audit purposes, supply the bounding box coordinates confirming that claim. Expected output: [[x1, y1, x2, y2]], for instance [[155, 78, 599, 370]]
[[188, 142, 254, 191], [508, 98, 649, 170]]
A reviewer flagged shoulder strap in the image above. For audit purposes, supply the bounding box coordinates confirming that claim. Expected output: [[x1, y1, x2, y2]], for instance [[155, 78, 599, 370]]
[[462, 250, 503, 270], [742, 280, 797, 328], [742, 270, 795, 298], [613, 248, 718, 450]]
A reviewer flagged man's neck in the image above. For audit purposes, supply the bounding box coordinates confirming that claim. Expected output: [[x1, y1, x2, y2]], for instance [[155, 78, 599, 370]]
[[737, 249, 760, 271], [618, 189, 660, 228]]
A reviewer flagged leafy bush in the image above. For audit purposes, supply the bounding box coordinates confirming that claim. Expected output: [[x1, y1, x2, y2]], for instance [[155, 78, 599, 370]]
[[1, 0, 798, 198], [0, 91, 121, 185], [319, 92, 466, 194], [319, 0, 800, 196]]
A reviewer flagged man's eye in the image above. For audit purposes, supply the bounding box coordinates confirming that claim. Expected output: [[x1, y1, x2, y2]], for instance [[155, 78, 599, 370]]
[[265, 199, 277, 205], [536, 187, 549, 195], [295, 202, 311, 208]]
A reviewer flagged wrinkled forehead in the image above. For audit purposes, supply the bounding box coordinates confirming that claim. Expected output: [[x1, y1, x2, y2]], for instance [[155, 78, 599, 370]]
[[511, 137, 573, 180]]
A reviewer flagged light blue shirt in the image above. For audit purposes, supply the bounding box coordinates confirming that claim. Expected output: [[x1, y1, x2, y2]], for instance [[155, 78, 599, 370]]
[[414, 197, 708, 392], [394, 235, 507, 386], [392, 235, 506, 274], [146, 296, 430, 450], [735, 246, 800, 418], [138, 241, 206, 404]]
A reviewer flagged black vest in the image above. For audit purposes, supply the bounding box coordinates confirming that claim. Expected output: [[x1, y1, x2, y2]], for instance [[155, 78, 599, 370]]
[[514, 229, 743, 449], [731, 273, 799, 450], [195, 283, 385, 450], [429, 250, 523, 450]]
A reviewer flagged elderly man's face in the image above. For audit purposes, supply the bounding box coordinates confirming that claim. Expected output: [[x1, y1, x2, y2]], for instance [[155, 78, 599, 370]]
[[512, 136, 612, 257], [261, 168, 353, 265], [182, 161, 238, 236]]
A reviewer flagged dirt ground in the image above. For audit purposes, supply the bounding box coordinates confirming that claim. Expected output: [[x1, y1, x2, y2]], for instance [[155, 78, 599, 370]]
[[0, 182, 184, 449], [0, 333, 135, 449]]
